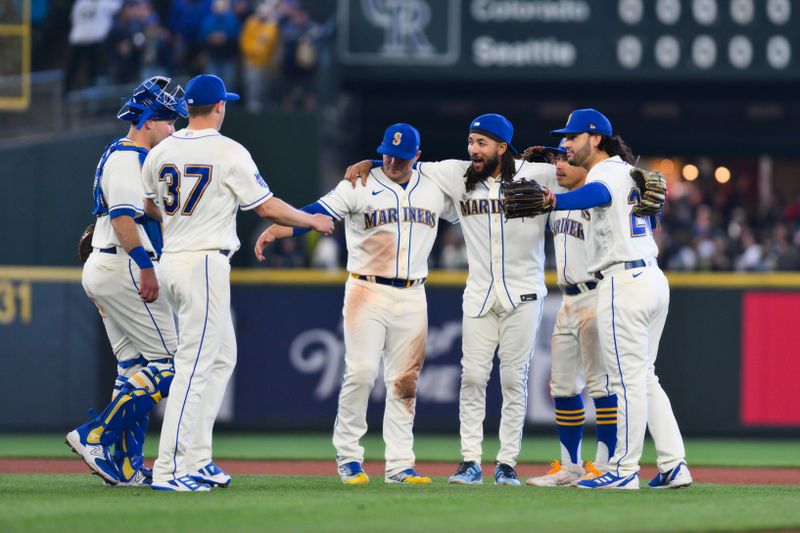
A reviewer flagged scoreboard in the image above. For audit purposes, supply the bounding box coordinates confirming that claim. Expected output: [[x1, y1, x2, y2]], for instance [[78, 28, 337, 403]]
[[337, 0, 798, 81]]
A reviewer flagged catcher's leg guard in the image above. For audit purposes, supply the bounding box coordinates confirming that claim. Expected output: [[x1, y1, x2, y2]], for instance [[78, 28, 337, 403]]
[[85, 364, 174, 447], [113, 415, 150, 481]]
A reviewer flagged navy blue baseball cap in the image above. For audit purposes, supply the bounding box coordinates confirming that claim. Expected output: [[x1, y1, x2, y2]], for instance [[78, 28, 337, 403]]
[[184, 74, 239, 106], [377, 123, 421, 160], [551, 108, 612, 137], [469, 113, 517, 153]]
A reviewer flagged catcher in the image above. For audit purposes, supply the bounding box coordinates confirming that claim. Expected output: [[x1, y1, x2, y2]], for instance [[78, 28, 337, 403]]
[[66, 76, 186, 487], [504, 109, 691, 490]]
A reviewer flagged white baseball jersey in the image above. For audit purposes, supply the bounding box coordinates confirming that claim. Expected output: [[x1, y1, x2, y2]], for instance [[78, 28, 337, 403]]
[[91, 139, 156, 253], [142, 128, 273, 254], [318, 168, 458, 279], [548, 207, 595, 286], [416, 159, 557, 317], [584, 156, 658, 273]]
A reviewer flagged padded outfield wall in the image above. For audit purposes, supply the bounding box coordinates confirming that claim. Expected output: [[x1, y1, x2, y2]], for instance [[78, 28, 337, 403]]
[[1, 268, 798, 436]]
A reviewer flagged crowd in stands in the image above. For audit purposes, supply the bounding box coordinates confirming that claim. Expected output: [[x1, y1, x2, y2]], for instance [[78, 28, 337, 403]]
[[63, 0, 331, 112]]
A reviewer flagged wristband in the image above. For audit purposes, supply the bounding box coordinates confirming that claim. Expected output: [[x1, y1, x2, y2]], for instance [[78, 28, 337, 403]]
[[129, 246, 154, 269]]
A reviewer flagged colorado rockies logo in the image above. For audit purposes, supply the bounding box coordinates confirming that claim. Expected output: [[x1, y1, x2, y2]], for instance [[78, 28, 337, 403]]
[[361, 0, 434, 57], [338, 0, 460, 66]]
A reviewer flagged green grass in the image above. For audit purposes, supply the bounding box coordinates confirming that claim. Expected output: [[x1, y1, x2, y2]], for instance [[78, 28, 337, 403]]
[[0, 475, 799, 533], [3, 433, 800, 467]]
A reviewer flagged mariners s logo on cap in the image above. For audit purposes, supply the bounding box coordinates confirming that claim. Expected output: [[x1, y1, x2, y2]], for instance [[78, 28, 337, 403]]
[[551, 108, 612, 137], [377, 123, 421, 160]]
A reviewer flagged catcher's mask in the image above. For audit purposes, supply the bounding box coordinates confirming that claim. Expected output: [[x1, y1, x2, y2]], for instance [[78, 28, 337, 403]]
[[117, 76, 189, 129]]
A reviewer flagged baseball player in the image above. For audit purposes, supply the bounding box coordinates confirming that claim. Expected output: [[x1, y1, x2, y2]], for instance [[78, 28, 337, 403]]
[[523, 141, 618, 487], [66, 76, 187, 487], [256, 123, 458, 485], [345, 114, 556, 486], [141, 74, 334, 491], [540, 109, 691, 489]]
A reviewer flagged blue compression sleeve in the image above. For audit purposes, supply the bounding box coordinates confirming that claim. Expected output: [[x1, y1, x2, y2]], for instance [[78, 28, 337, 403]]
[[292, 202, 330, 236], [554, 182, 612, 210]]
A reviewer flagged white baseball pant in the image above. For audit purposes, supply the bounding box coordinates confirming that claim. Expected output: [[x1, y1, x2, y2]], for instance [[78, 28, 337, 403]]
[[82, 249, 177, 370], [550, 289, 609, 399], [153, 251, 236, 482], [333, 277, 427, 476], [596, 264, 686, 477], [459, 297, 544, 467]]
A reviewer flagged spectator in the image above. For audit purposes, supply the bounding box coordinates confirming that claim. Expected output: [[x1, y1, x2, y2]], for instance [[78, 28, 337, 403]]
[[168, 0, 212, 75], [200, 0, 241, 86], [439, 225, 468, 270], [266, 237, 306, 268], [138, 0, 172, 78], [107, 0, 148, 84], [239, 0, 281, 113], [65, 0, 122, 91], [278, 4, 318, 110], [310, 235, 341, 270]]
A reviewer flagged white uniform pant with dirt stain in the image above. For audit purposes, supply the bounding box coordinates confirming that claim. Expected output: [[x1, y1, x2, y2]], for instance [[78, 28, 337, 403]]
[[596, 264, 686, 477], [153, 251, 237, 482], [459, 297, 544, 467], [333, 277, 427, 476], [82, 250, 177, 369], [550, 289, 609, 399]]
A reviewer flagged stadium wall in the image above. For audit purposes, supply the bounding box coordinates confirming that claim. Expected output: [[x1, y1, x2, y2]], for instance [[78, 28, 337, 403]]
[[1, 268, 798, 436]]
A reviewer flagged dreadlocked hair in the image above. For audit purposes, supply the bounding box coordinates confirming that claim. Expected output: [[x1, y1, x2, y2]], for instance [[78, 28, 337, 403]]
[[597, 135, 636, 165], [464, 149, 518, 192]]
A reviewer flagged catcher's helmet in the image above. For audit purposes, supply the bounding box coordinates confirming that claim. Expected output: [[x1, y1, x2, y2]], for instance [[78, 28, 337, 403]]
[[117, 76, 189, 129]]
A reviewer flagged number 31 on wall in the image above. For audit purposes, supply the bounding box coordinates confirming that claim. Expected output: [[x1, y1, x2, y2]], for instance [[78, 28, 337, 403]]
[[0, 280, 32, 325]]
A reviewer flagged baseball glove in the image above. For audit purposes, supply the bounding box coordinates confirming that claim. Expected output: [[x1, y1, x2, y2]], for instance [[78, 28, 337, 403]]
[[502, 179, 556, 219], [77, 223, 95, 262], [521, 146, 547, 163], [630, 167, 667, 217]]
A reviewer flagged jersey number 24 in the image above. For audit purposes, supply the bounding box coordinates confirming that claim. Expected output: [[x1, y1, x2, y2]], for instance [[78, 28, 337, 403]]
[[627, 188, 652, 238], [158, 165, 212, 216]]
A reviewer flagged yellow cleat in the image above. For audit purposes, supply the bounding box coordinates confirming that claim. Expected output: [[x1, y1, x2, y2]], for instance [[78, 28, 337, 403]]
[[342, 472, 370, 485], [385, 468, 432, 484], [338, 461, 370, 484]]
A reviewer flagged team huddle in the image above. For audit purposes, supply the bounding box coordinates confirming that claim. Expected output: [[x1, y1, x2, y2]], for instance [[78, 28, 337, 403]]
[[66, 74, 691, 491]]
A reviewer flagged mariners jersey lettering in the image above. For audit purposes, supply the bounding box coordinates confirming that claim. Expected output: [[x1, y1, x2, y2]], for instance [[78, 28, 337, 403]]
[[549, 207, 594, 286], [416, 159, 556, 317], [584, 155, 658, 273], [319, 169, 457, 279], [141, 128, 273, 253], [91, 138, 155, 252]]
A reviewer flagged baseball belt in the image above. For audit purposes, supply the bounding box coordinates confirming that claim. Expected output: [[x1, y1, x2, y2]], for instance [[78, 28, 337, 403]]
[[561, 281, 598, 296], [351, 273, 426, 288]]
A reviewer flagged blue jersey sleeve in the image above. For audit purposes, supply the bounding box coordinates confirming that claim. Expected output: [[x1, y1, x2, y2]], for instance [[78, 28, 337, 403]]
[[554, 182, 612, 210], [291, 202, 330, 236]]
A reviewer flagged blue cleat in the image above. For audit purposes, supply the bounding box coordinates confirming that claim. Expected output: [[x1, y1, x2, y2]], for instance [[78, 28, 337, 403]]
[[190, 461, 231, 488], [494, 463, 521, 486], [152, 475, 211, 492], [648, 462, 692, 489], [338, 461, 369, 484], [65, 427, 120, 486], [577, 472, 640, 490], [448, 461, 482, 485]]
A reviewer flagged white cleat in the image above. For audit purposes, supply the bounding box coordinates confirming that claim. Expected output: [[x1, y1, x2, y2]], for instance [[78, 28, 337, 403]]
[[65, 430, 119, 486], [152, 475, 211, 492], [527, 461, 584, 487]]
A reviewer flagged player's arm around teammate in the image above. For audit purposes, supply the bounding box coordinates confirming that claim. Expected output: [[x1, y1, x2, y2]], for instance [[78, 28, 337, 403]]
[[522, 142, 618, 488], [257, 124, 456, 485], [343, 115, 554, 487]]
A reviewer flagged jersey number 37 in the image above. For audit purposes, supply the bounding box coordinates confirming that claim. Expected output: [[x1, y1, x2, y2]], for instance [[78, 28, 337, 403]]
[[158, 164, 212, 216]]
